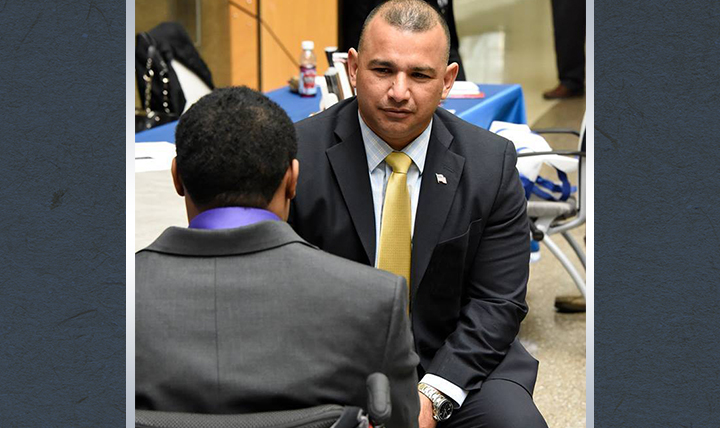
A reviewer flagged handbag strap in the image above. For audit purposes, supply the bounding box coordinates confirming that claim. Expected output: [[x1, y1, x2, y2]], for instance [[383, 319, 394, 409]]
[[140, 33, 173, 125], [522, 169, 577, 202], [157, 57, 171, 115], [142, 46, 155, 116]]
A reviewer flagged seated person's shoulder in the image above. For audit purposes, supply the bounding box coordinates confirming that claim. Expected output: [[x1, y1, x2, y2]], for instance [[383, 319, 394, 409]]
[[290, 243, 406, 299], [135, 247, 158, 265]]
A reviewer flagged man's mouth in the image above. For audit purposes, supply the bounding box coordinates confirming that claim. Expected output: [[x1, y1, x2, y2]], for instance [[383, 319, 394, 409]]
[[380, 108, 413, 118]]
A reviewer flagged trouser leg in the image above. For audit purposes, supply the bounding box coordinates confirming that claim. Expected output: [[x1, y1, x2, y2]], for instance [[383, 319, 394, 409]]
[[551, 0, 586, 91], [439, 379, 548, 428]]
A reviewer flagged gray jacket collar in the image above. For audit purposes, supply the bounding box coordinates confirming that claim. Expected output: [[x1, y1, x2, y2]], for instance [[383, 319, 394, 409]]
[[138, 220, 316, 257]]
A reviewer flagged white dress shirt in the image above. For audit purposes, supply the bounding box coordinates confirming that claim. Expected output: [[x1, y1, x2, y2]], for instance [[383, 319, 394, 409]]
[[358, 113, 468, 407]]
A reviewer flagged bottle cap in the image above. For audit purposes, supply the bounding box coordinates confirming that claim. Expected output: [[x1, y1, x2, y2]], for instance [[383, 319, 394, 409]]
[[302, 40, 314, 50]]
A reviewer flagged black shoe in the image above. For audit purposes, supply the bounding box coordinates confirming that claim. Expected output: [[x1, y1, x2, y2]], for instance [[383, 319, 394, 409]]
[[554, 295, 586, 313], [543, 84, 584, 100]]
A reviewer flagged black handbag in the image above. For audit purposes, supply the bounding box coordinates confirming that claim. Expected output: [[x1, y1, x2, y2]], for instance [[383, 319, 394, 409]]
[[135, 33, 181, 133]]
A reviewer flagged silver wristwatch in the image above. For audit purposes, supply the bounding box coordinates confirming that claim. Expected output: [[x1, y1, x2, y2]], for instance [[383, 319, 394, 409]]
[[418, 382, 454, 421]]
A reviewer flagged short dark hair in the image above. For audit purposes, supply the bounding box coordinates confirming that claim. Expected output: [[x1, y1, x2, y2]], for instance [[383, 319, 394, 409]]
[[358, 0, 451, 63], [174, 86, 297, 209]]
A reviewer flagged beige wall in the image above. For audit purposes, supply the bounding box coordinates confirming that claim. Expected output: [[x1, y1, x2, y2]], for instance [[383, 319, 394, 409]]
[[229, 0, 259, 88], [136, 0, 337, 105], [259, 0, 338, 91]]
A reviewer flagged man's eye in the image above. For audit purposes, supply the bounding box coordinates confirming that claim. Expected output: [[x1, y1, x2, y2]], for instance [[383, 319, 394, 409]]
[[413, 73, 430, 79], [374, 68, 391, 74]]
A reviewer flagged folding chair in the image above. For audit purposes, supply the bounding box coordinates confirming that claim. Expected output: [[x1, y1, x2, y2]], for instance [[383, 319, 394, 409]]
[[521, 115, 587, 298]]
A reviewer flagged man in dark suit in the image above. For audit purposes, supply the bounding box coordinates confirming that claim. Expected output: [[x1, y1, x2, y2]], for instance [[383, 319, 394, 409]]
[[135, 86, 420, 428], [289, 1, 547, 427]]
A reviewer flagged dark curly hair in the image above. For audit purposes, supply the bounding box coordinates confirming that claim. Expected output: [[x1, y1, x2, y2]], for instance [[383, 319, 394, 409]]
[[174, 86, 297, 209]]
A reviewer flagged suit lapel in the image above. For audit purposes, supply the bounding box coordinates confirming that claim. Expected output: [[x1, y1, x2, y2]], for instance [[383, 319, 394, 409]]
[[411, 116, 465, 297], [326, 104, 377, 263]]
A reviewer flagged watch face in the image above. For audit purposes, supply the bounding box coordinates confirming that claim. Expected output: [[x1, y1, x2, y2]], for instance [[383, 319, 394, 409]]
[[437, 401, 453, 420]]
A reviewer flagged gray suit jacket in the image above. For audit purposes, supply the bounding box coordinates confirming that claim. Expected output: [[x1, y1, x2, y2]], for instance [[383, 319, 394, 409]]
[[136, 221, 419, 428]]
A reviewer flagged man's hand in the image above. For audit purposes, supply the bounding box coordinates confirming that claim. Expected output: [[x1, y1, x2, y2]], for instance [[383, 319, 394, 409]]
[[418, 392, 437, 428]]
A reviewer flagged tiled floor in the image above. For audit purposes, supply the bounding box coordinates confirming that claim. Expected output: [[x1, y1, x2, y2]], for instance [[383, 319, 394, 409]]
[[135, 1, 588, 425]]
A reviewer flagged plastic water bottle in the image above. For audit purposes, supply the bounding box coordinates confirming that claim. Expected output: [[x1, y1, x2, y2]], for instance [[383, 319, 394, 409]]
[[299, 40, 317, 97]]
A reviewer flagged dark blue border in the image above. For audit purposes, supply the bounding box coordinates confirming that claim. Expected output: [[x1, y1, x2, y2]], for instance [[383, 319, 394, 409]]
[[595, 1, 720, 426], [3, 0, 718, 424], [0, 1, 125, 425]]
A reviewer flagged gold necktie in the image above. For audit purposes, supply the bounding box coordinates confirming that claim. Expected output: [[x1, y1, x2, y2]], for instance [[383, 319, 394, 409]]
[[378, 152, 413, 287]]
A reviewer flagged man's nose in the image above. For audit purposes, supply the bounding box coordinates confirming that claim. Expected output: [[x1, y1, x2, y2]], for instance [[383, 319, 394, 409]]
[[388, 74, 410, 103]]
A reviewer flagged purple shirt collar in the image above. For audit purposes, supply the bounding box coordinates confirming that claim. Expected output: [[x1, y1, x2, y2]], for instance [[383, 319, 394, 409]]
[[188, 207, 280, 230]]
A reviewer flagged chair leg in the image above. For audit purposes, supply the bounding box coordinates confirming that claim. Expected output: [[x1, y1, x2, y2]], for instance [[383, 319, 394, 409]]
[[540, 234, 586, 298], [561, 231, 586, 268]]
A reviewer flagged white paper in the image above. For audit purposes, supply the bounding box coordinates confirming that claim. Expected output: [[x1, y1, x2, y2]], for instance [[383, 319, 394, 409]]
[[449, 81, 481, 96], [135, 142, 176, 173]]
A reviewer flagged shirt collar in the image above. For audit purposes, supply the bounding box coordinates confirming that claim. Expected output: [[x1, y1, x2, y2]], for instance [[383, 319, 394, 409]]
[[188, 207, 280, 230], [358, 111, 431, 174]]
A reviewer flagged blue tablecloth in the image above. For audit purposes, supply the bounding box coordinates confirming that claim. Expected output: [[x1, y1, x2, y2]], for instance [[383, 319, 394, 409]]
[[135, 83, 526, 143]]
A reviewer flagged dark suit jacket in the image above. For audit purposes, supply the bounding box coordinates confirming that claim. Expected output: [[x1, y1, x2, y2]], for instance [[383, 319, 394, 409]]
[[289, 99, 538, 396], [136, 221, 419, 428]]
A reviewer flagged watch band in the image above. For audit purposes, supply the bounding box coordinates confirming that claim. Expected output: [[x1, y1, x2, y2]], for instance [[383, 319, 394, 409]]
[[418, 382, 454, 421]]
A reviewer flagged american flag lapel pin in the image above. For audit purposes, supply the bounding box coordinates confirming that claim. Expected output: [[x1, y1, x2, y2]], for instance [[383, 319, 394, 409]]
[[435, 173, 447, 185]]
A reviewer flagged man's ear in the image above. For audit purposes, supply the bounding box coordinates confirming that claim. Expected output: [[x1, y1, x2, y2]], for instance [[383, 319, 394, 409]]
[[440, 62, 460, 100], [286, 159, 300, 200], [171, 157, 185, 197], [348, 48, 359, 88]]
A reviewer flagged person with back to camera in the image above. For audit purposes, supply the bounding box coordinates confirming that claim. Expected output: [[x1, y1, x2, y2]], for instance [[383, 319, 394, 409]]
[[289, 1, 548, 427], [135, 86, 420, 428]]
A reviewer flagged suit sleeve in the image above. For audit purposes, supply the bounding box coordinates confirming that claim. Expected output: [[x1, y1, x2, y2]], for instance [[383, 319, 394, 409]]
[[427, 141, 530, 390], [383, 276, 420, 428]]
